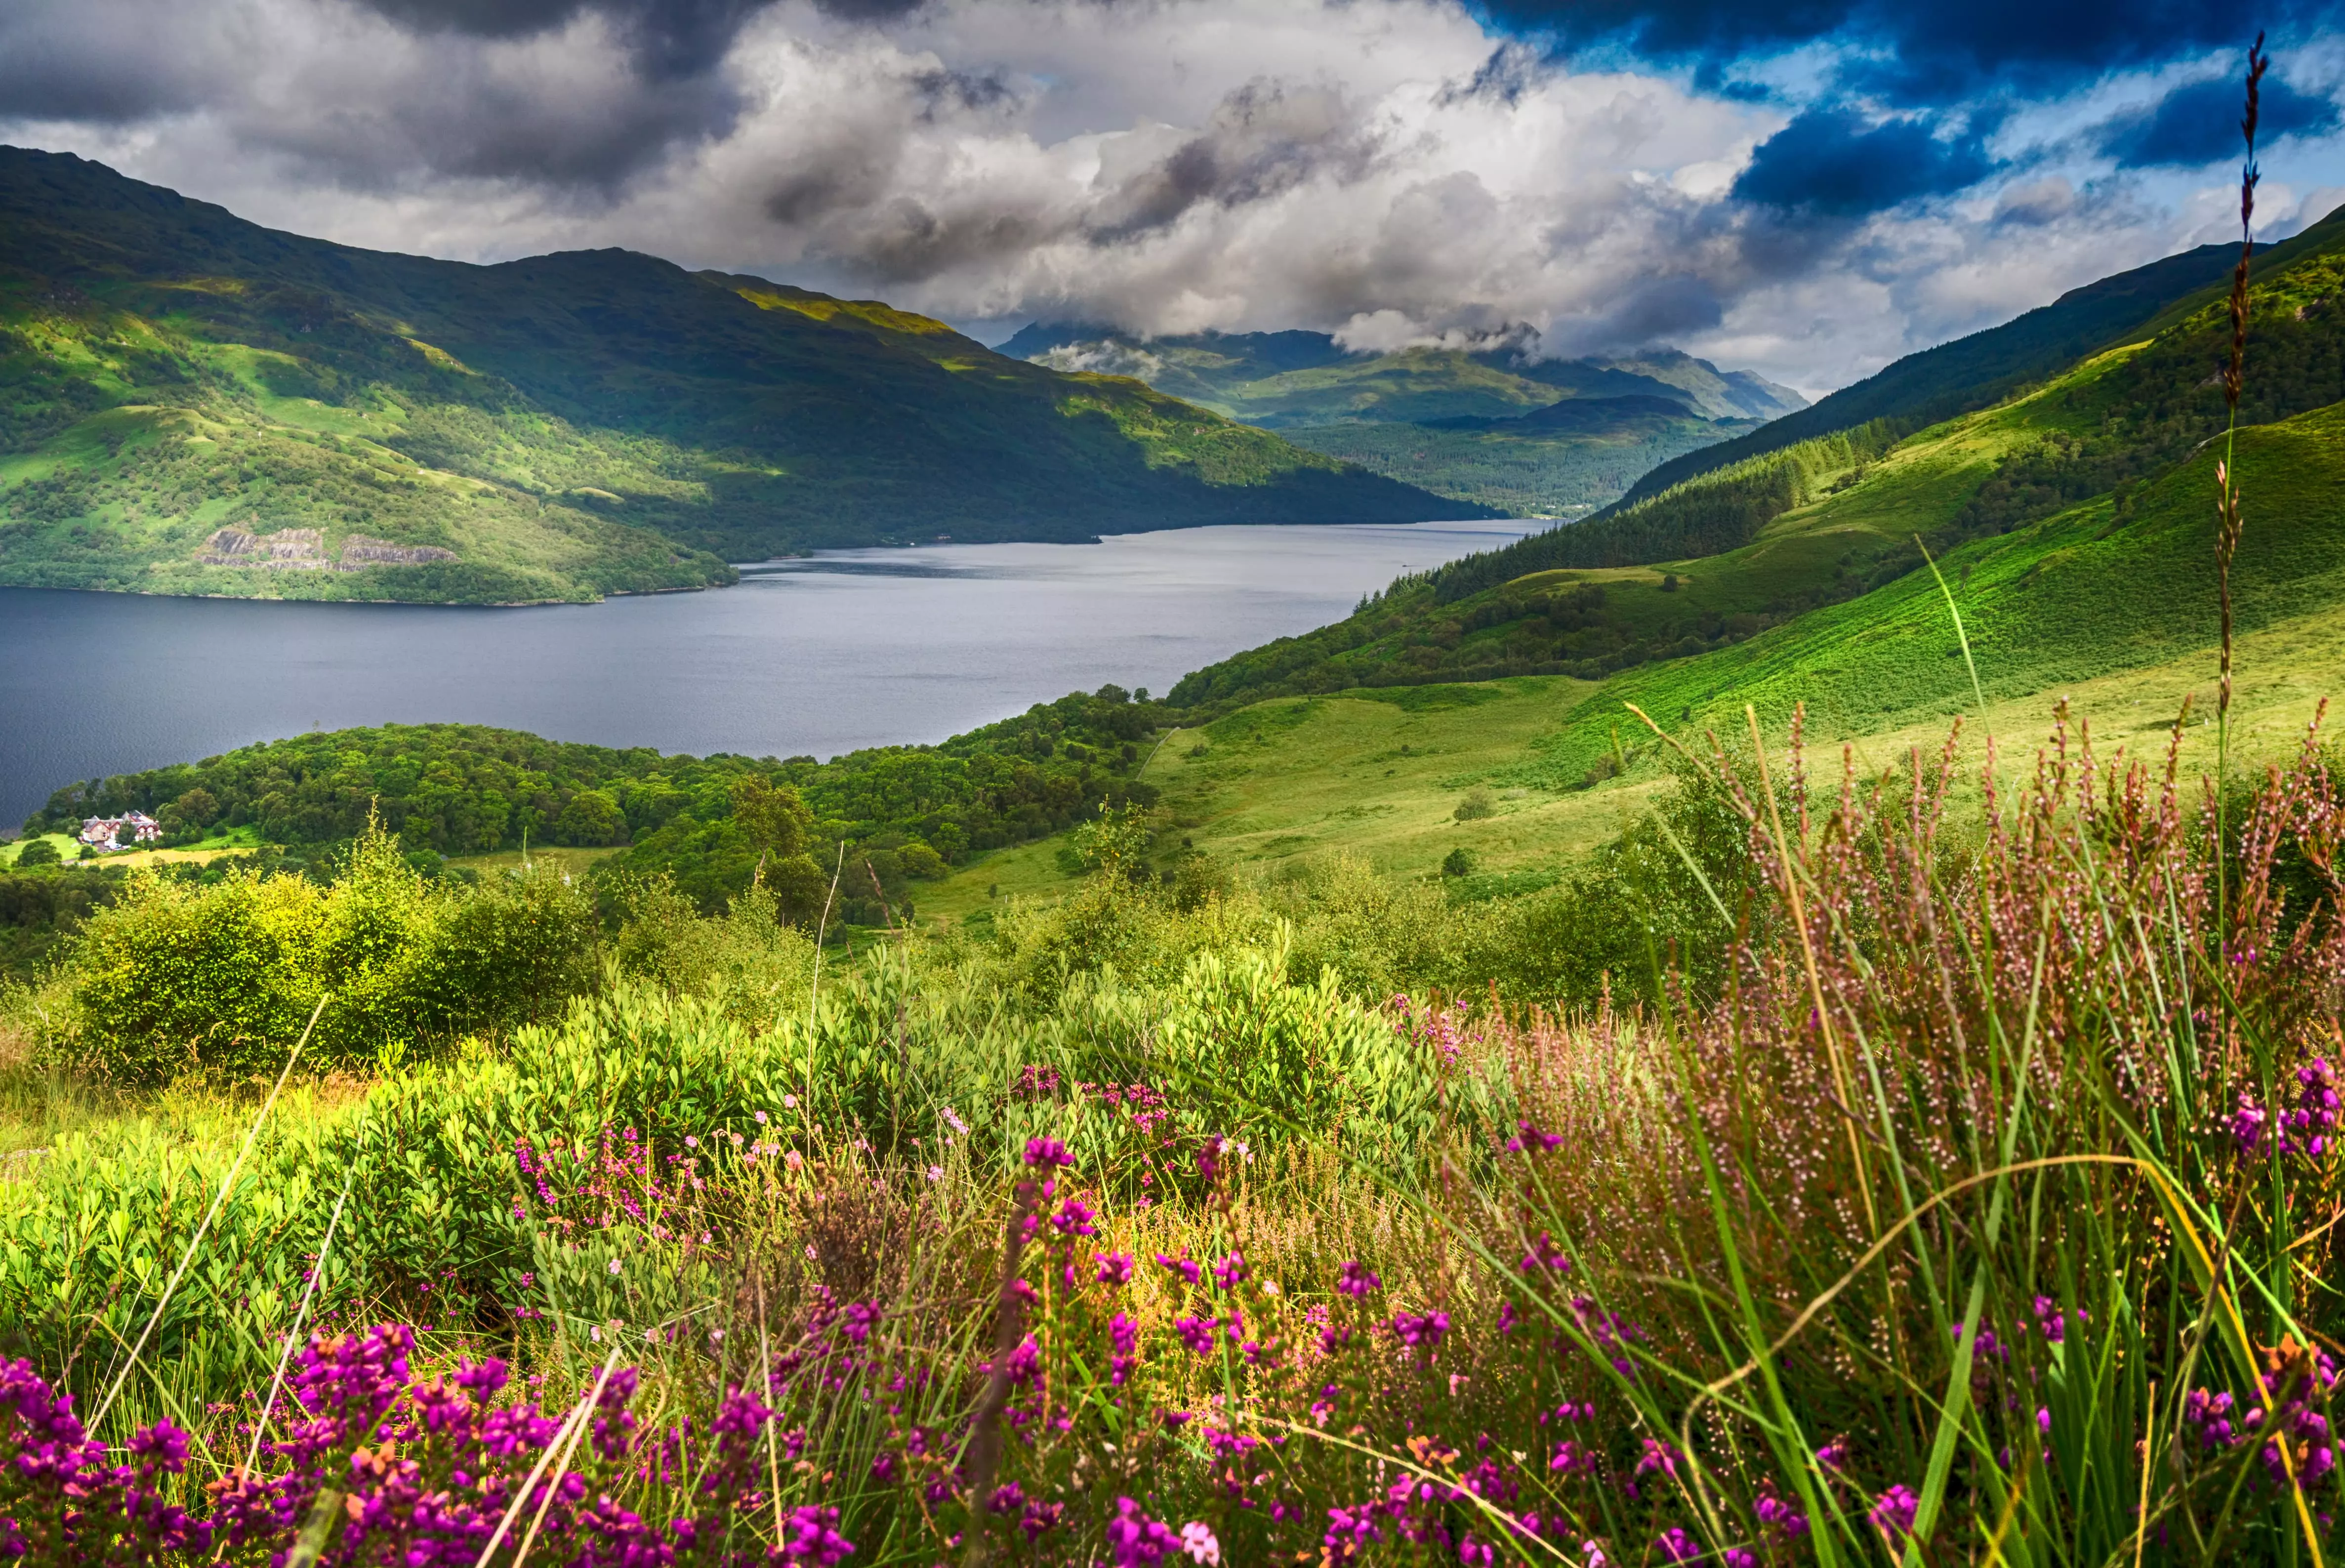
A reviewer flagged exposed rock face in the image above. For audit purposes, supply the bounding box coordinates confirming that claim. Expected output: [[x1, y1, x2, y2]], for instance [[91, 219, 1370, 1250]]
[[339, 536, 457, 566], [201, 526, 326, 566], [199, 528, 455, 570]]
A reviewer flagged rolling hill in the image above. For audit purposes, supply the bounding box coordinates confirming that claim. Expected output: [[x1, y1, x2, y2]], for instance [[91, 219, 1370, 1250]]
[[998, 322, 1803, 516], [0, 147, 1466, 605], [910, 213, 2345, 905], [1163, 196, 2345, 778], [1599, 207, 2345, 513]]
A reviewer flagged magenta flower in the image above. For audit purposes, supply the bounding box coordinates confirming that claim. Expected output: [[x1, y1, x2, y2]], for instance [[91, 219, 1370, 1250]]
[[1506, 1119, 1566, 1154], [1336, 1261, 1381, 1298], [1106, 1496, 1184, 1567], [1196, 1135, 1225, 1184], [782, 1503, 856, 1564], [1389, 1310, 1448, 1349], [1022, 1500, 1065, 1541], [1024, 1137, 1073, 1170], [1097, 1251, 1135, 1286], [1111, 1312, 1140, 1385], [1155, 1253, 1204, 1286], [1869, 1484, 1919, 1543]]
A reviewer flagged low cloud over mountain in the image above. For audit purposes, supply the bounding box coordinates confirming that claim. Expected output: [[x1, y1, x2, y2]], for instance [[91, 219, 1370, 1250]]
[[3, 0, 2340, 391]]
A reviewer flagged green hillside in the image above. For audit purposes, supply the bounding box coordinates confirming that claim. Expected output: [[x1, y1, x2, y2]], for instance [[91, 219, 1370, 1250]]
[[1269, 398, 1765, 518], [1170, 211, 2345, 710], [999, 323, 1801, 515], [1604, 206, 2345, 512], [929, 227, 2345, 906], [0, 148, 1464, 605]]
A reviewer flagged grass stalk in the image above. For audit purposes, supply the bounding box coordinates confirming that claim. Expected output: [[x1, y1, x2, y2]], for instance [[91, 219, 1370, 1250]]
[[88, 993, 329, 1436]]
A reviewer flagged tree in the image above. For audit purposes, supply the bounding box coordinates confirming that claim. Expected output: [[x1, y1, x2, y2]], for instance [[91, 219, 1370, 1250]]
[[171, 786, 221, 827], [556, 788, 625, 846], [13, 839, 60, 868], [731, 778, 814, 858]]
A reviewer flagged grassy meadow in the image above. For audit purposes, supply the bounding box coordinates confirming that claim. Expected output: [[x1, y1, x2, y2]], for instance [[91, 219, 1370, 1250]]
[[10, 65, 2345, 1568], [3, 676, 2343, 1563]]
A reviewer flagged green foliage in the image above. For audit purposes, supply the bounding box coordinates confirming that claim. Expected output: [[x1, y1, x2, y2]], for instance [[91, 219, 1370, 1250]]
[[9, 839, 57, 868], [47, 824, 598, 1081], [1277, 410, 1757, 517], [25, 688, 1173, 915]]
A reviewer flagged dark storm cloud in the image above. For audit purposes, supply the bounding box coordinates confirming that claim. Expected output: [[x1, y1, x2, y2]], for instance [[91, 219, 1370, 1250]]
[[359, 0, 919, 74], [2096, 74, 2341, 169], [0, 0, 749, 190], [1484, 0, 2332, 106], [1090, 81, 1378, 241], [1731, 108, 1996, 216]]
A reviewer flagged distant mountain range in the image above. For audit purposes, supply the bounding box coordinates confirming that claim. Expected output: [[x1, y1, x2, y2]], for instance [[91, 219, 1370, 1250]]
[[0, 147, 1466, 606], [996, 323, 1805, 516], [997, 324, 1808, 426]]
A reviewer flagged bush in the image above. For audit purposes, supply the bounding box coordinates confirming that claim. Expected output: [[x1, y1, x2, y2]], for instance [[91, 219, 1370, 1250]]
[[10, 840, 58, 869], [50, 824, 597, 1080]]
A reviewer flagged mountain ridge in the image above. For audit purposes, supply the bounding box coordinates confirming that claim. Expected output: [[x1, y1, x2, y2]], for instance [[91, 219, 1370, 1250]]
[[1597, 205, 2345, 515], [0, 146, 1472, 605], [1166, 196, 2345, 716], [997, 321, 1808, 426]]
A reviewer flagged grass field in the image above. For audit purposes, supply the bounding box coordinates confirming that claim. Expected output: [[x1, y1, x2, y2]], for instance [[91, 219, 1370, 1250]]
[[923, 586, 2345, 925], [443, 844, 620, 877], [0, 826, 260, 869]]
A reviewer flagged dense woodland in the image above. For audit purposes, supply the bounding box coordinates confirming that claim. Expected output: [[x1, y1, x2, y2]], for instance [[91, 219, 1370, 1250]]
[[16, 688, 1172, 933]]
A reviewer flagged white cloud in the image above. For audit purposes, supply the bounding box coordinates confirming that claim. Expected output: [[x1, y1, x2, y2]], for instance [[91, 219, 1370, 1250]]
[[2, 0, 2341, 391]]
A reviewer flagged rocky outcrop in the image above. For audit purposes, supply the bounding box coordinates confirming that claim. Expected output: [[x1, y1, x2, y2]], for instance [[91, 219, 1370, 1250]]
[[199, 528, 455, 570], [200, 527, 327, 567], [339, 536, 457, 566]]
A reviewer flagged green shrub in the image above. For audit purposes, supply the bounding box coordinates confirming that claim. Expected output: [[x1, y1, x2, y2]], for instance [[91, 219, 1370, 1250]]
[[11, 840, 58, 869], [52, 824, 596, 1080]]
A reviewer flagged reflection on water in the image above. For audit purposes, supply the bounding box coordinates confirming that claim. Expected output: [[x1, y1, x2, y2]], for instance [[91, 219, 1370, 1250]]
[[0, 518, 1541, 825]]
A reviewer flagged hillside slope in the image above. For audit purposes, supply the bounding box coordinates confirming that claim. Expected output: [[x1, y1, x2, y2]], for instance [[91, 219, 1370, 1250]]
[[1170, 211, 2345, 726], [1603, 206, 2345, 512], [1001, 323, 1801, 516], [0, 147, 1465, 605]]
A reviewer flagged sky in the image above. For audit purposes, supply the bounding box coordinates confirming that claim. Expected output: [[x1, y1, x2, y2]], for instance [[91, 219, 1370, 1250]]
[[2, 0, 2341, 395]]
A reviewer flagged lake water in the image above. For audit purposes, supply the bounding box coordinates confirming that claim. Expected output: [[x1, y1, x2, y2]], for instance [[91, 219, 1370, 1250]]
[[0, 519, 1540, 827]]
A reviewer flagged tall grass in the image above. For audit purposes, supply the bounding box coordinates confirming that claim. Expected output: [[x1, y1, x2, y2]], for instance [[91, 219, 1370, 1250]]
[[0, 42, 2331, 1566]]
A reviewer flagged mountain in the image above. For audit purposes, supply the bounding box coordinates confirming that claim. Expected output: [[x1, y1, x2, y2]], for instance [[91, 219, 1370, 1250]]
[[997, 323, 1804, 516], [0, 148, 1468, 606], [1598, 211, 2345, 514], [1168, 199, 2345, 730], [997, 323, 1807, 426]]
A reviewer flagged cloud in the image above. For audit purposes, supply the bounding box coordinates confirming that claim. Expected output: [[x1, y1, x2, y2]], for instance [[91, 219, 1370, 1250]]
[[1731, 107, 1996, 216], [2096, 72, 2341, 169], [0, 0, 746, 187], [1488, 0, 2335, 106], [1, 0, 2341, 396]]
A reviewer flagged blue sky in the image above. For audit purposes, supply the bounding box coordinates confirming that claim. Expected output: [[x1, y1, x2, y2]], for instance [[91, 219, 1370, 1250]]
[[0, 0, 2338, 391]]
